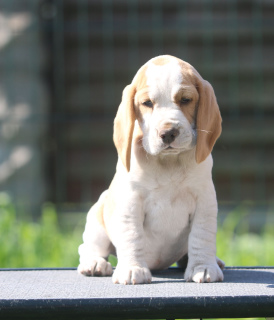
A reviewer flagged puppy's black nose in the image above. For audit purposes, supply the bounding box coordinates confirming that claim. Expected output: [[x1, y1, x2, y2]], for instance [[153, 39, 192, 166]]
[[159, 128, 179, 144]]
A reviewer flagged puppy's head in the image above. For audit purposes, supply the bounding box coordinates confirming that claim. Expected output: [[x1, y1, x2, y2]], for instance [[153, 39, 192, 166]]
[[114, 55, 222, 172]]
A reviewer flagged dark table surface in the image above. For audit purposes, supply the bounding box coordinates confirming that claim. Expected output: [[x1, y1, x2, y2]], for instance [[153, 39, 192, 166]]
[[0, 267, 274, 319]]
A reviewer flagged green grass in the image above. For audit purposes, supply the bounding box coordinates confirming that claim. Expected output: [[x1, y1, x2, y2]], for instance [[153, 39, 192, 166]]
[[216, 204, 274, 266], [0, 193, 273, 269], [0, 194, 82, 268]]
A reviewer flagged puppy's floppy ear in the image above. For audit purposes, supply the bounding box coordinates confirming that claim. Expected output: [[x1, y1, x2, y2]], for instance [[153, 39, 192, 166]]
[[113, 84, 136, 172], [195, 78, 222, 163]]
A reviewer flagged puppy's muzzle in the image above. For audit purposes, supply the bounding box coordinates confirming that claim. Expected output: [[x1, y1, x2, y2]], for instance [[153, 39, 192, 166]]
[[159, 128, 179, 145]]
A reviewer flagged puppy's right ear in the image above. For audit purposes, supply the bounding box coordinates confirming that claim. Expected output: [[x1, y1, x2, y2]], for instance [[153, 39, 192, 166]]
[[195, 77, 222, 164], [113, 85, 136, 172]]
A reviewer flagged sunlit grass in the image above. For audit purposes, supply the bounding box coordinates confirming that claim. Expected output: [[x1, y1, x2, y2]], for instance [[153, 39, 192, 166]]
[[216, 204, 274, 266], [0, 194, 82, 268], [0, 193, 273, 269]]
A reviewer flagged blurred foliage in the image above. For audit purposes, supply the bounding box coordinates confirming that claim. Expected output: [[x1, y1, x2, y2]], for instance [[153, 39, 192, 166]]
[[0, 193, 82, 268], [216, 204, 274, 266], [0, 193, 273, 269]]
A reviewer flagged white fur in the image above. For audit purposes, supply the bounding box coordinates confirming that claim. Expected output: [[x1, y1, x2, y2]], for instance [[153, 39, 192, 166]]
[[78, 56, 224, 285]]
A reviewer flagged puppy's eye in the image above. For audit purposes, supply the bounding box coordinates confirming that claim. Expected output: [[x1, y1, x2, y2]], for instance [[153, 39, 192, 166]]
[[142, 100, 153, 108], [180, 98, 192, 105]]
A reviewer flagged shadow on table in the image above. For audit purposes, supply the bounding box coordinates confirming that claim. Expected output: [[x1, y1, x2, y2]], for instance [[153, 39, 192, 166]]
[[151, 267, 274, 287]]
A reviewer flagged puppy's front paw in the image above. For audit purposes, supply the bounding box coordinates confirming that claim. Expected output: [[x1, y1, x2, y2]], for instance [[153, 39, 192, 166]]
[[112, 265, 152, 285], [78, 257, 113, 276], [184, 263, 224, 283]]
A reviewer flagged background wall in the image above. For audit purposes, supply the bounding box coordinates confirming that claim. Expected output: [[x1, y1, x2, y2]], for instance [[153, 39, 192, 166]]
[[0, 0, 48, 215], [0, 0, 273, 216]]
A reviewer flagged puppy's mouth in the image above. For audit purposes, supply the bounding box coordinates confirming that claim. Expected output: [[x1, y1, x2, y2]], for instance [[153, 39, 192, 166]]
[[161, 145, 182, 154]]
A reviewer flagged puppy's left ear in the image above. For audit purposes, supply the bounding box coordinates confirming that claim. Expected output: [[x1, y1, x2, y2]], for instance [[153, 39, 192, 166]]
[[195, 78, 222, 163], [113, 84, 136, 172]]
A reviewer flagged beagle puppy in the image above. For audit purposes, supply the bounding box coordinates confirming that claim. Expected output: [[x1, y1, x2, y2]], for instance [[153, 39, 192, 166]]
[[78, 55, 224, 284]]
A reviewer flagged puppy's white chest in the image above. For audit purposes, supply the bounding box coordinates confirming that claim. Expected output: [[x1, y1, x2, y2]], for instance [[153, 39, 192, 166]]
[[143, 184, 196, 269]]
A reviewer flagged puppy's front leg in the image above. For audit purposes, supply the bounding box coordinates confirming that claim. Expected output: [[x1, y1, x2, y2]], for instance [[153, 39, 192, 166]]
[[109, 193, 152, 285], [184, 183, 224, 283]]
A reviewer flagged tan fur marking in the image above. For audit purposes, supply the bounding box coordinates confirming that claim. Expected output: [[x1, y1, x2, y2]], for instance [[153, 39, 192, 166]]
[[134, 90, 153, 125], [113, 85, 136, 172], [133, 65, 153, 129], [151, 56, 172, 66], [133, 65, 148, 92], [182, 105, 196, 124], [174, 87, 199, 125], [195, 78, 222, 163]]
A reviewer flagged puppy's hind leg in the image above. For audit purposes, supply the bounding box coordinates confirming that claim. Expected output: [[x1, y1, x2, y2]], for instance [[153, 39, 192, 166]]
[[78, 191, 114, 277]]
